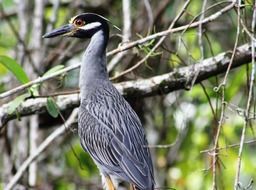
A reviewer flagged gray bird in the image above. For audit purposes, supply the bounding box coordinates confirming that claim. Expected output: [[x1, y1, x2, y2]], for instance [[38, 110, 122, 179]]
[[43, 13, 154, 190]]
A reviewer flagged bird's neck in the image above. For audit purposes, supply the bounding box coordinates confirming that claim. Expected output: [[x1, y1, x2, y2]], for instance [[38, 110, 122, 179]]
[[80, 30, 108, 98]]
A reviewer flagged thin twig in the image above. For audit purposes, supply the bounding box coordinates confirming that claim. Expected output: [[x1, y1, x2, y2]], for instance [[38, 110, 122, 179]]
[[200, 139, 256, 154], [200, 83, 218, 124], [215, 0, 240, 91], [212, 86, 225, 190], [0, 63, 80, 99], [197, 1, 219, 131], [211, 1, 238, 189], [143, 0, 154, 31], [4, 109, 78, 190], [234, 1, 256, 189], [198, 0, 207, 61], [107, 0, 132, 72], [36, 89, 80, 98]]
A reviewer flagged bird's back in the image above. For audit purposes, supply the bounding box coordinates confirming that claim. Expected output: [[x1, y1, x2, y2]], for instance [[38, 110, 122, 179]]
[[78, 79, 154, 189]]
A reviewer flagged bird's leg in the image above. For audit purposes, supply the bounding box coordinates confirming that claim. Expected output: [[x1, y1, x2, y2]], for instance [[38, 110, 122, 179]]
[[129, 184, 136, 190], [105, 176, 115, 190]]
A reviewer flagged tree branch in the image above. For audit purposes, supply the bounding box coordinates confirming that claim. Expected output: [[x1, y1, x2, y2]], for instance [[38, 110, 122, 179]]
[[0, 0, 236, 99], [0, 43, 253, 129]]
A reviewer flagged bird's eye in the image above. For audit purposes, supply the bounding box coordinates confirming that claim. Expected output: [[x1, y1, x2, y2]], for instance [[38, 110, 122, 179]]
[[74, 19, 85, 26]]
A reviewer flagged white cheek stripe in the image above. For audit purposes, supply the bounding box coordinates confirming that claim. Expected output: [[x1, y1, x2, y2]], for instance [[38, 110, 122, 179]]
[[80, 22, 102, 30]]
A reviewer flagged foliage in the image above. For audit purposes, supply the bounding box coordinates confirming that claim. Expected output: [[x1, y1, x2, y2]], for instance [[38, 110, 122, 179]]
[[46, 97, 59, 118], [0, 55, 30, 84], [0, 0, 255, 190]]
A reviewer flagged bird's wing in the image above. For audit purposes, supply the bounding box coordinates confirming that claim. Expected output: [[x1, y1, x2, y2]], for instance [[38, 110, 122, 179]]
[[79, 82, 154, 188]]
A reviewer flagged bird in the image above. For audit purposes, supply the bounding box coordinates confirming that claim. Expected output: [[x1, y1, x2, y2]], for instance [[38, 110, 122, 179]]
[[43, 13, 155, 190]]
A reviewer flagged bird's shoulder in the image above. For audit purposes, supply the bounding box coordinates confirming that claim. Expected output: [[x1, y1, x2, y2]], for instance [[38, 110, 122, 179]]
[[81, 79, 142, 133]]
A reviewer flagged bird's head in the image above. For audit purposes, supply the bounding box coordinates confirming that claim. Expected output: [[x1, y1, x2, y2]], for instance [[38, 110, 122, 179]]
[[43, 13, 109, 39]]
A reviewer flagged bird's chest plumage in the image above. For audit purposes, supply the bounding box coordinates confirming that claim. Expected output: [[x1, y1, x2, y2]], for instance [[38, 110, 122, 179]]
[[78, 104, 111, 151]]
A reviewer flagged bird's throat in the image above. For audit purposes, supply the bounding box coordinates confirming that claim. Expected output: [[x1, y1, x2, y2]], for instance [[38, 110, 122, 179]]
[[79, 30, 108, 98]]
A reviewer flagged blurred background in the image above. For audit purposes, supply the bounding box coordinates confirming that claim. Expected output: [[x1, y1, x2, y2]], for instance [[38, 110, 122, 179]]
[[0, 0, 256, 189]]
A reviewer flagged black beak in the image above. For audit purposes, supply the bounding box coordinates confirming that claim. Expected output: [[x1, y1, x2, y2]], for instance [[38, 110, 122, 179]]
[[42, 24, 74, 38]]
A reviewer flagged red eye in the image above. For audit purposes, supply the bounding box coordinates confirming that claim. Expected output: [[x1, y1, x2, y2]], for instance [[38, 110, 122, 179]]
[[75, 19, 85, 26]]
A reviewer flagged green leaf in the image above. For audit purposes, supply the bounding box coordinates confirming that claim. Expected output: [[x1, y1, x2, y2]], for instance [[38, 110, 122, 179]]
[[0, 55, 30, 84], [29, 84, 40, 97], [245, 0, 253, 5], [46, 97, 59, 118], [43, 65, 64, 77], [7, 93, 31, 114]]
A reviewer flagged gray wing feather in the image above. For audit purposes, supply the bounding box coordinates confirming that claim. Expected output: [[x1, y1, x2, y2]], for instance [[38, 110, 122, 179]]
[[78, 81, 154, 189]]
